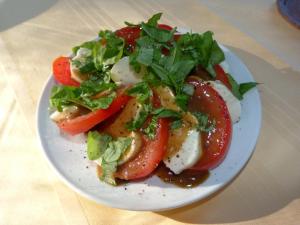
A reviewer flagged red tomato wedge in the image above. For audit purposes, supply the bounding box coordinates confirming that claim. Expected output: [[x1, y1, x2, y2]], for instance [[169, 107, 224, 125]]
[[52, 56, 80, 87], [58, 94, 131, 135], [187, 77, 232, 170], [214, 64, 232, 91], [115, 118, 169, 180], [115, 26, 141, 48]]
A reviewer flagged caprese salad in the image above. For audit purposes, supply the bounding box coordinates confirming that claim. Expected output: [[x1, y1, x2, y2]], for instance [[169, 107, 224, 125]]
[[49, 13, 257, 186]]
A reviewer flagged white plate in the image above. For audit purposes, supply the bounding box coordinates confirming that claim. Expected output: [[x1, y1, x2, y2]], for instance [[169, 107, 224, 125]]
[[37, 39, 261, 211]]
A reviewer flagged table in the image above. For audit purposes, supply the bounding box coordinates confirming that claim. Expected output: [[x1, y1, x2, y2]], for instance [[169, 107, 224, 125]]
[[1, 0, 299, 224]]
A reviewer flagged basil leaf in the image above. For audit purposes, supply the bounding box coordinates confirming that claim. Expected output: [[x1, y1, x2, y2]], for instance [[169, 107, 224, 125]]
[[193, 112, 215, 132], [182, 83, 194, 96], [126, 82, 152, 103], [136, 47, 154, 66], [88, 132, 132, 185], [143, 116, 158, 139], [171, 119, 182, 130], [87, 131, 112, 160], [227, 73, 257, 100], [175, 94, 189, 111], [81, 92, 116, 110], [152, 108, 181, 119], [126, 104, 152, 131], [146, 12, 162, 27], [239, 82, 258, 96], [50, 81, 116, 111], [141, 23, 175, 43]]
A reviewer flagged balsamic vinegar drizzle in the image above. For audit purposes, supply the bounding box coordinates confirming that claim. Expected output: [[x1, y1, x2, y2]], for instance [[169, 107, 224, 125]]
[[155, 163, 209, 188]]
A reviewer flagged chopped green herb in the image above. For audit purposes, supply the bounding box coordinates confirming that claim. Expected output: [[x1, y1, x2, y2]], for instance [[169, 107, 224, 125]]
[[227, 73, 258, 100], [171, 119, 182, 130], [193, 112, 215, 132], [126, 81, 152, 103], [143, 116, 158, 139], [50, 81, 116, 111], [152, 108, 181, 119], [87, 131, 132, 185], [126, 104, 152, 131]]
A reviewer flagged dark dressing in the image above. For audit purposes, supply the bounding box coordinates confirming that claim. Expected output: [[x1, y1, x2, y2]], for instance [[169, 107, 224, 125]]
[[156, 163, 209, 188]]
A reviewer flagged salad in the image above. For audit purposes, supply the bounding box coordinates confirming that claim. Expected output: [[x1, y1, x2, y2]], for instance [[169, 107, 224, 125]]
[[49, 13, 257, 187]]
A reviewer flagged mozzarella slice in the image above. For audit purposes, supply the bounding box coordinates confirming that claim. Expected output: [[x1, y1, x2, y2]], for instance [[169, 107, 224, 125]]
[[208, 80, 241, 123], [117, 132, 142, 165], [163, 129, 202, 174], [110, 56, 143, 85], [70, 47, 92, 83], [50, 106, 79, 122]]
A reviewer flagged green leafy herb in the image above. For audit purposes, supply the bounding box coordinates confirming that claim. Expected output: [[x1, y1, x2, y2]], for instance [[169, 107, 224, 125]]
[[227, 73, 258, 100], [141, 22, 175, 43], [126, 82, 152, 103], [50, 81, 116, 111], [193, 112, 215, 132], [171, 119, 182, 130], [175, 94, 189, 111], [87, 131, 132, 185], [87, 131, 112, 160], [182, 83, 195, 96], [126, 104, 152, 131], [152, 108, 181, 119], [143, 116, 158, 139], [239, 82, 258, 96], [146, 12, 162, 27]]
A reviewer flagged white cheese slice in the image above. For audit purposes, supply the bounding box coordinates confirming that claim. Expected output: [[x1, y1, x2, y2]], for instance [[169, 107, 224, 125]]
[[110, 56, 143, 85], [163, 129, 202, 174], [50, 106, 79, 122], [70, 47, 92, 83], [208, 80, 241, 123]]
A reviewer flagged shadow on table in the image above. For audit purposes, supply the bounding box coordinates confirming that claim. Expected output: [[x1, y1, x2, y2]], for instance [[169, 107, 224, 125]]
[[0, 0, 57, 32], [156, 46, 300, 224]]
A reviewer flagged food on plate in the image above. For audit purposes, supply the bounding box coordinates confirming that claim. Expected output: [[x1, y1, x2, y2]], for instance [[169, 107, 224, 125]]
[[49, 13, 257, 187]]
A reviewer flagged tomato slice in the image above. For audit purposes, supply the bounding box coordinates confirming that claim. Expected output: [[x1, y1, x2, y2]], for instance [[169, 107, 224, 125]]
[[214, 64, 231, 90], [52, 56, 80, 87], [115, 118, 169, 180], [187, 77, 232, 170], [58, 94, 131, 135]]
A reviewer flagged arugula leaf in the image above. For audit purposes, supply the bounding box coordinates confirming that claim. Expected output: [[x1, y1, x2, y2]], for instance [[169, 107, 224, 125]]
[[193, 112, 215, 132], [143, 116, 158, 139], [152, 108, 181, 118], [126, 82, 152, 103], [126, 104, 152, 131], [87, 131, 112, 160]]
